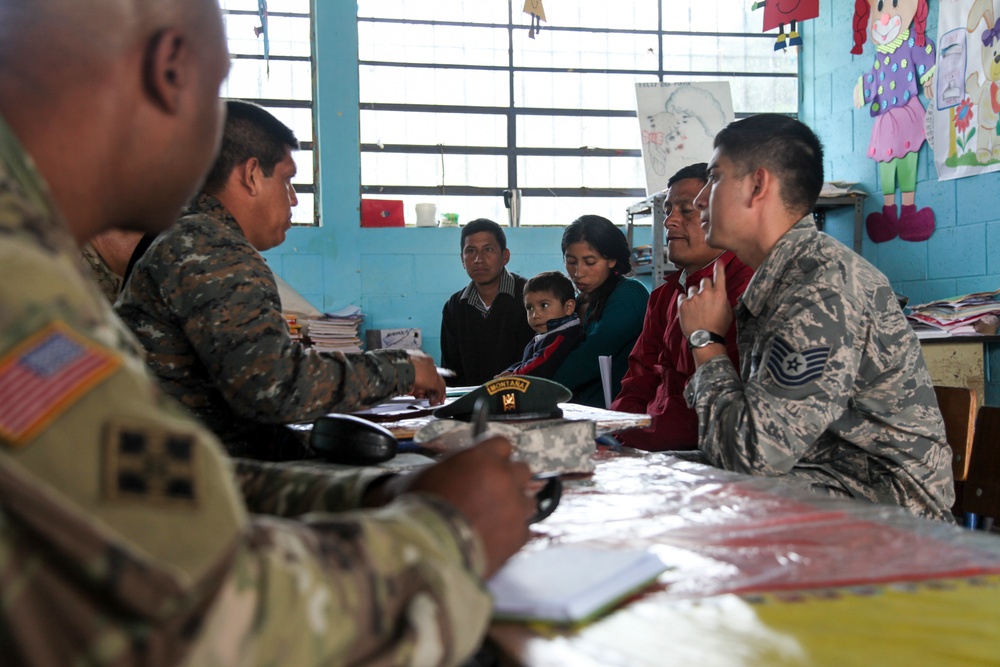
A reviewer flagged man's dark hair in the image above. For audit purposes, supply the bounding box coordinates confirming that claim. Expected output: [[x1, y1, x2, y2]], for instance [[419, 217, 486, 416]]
[[201, 100, 299, 196], [667, 162, 708, 188], [713, 113, 824, 217], [461, 218, 507, 252], [524, 271, 576, 305]]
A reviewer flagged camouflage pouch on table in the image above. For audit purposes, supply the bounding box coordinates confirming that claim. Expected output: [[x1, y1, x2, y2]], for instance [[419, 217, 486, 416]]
[[413, 418, 595, 475]]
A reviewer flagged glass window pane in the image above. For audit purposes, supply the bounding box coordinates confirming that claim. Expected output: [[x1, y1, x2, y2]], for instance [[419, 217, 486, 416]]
[[517, 115, 642, 151], [361, 110, 506, 147], [225, 14, 311, 58], [515, 71, 659, 111], [359, 23, 508, 67], [221, 0, 310, 14], [358, 0, 508, 23], [362, 153, 507, 188], [223, 59, 313, 101], [513, 30, 659, 71], [520, 196, 639, 228], [292, 192, 315, 225], [290, 149, 314, 188], [555, 1, 659, 30], [266, 107, 314, 144], [659, 74, 798, 114], [518, 155, 645, 190], [360, 65, 509, 107], [670, 0, 760, 32], [663, 35, 798, 74]]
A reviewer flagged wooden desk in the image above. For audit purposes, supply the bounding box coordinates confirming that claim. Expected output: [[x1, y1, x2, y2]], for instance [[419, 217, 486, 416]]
[[919, 334, 1000, 408], [488, 450, 1000, 665]]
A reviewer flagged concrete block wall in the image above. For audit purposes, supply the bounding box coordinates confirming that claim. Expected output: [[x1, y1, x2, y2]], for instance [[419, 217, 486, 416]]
[[800, 4, 1000, 403]]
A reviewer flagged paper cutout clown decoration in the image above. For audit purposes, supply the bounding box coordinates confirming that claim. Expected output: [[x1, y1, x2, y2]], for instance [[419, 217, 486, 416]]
[[523, 0, 546, 39], [852, 0, 936, 243], [752, 0, 820, 50]]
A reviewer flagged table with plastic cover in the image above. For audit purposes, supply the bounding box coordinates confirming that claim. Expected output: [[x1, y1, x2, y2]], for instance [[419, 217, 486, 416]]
[[487, 447, 1000, 666]]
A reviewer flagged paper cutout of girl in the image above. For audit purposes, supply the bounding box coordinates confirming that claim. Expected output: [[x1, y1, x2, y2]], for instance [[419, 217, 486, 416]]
[[852, 0, 937, 243]]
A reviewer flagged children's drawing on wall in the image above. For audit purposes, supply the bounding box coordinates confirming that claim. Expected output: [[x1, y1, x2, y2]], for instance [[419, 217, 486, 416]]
[[634, 82, 734, 195], [852, 0, 936, 244], [932, 0, 1000, 180], [751, 0, 821, 50]]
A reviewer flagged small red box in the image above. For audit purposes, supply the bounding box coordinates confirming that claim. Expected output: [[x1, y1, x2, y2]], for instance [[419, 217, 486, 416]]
[[361, 199, 405, 228]]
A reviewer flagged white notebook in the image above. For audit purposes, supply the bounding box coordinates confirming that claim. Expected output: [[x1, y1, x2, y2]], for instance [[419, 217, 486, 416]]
[[488, 545, 668, 624]]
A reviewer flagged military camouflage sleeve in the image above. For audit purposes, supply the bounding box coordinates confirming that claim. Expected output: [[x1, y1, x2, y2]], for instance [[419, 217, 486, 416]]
[[149, 228, 415, 422], [686, 284, 859, 475], [234, 457, 392, 516], [186, 494, 492, 667]]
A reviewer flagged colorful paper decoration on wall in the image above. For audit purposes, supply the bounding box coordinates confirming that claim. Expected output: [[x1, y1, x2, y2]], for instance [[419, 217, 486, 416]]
[[255, 0, 270, 75], [524, 0, 546, 39], [752, 0, 820, 50], [930, 0, 1000, 181], [852, 0, 936, 244]]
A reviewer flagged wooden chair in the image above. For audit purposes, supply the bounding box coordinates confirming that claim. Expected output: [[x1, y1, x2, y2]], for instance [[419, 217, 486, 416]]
[[933, 386, 976, 518], [963, 406, 1000, 531]]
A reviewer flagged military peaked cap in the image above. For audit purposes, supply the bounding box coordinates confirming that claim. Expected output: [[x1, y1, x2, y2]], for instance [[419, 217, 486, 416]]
[[433, 376, 571, 421]]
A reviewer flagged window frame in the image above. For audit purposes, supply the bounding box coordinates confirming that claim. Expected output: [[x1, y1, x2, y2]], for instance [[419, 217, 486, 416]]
[[356, 3, 798, 224]]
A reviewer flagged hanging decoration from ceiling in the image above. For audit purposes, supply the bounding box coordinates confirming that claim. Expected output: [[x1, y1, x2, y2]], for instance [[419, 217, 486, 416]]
[[752, 0, 820, 50], [524, 0, 546, 39], [255, 0, 270, 75], [851, 0, 936, 243]]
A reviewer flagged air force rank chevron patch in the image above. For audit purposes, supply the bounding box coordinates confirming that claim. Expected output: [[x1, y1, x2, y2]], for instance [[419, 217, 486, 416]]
[[766, 335, 829, 389]]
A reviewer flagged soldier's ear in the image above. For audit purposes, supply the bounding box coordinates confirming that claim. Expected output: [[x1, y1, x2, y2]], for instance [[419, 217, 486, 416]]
[[236, 158, 263, 196], [143, 28, 191, 113]]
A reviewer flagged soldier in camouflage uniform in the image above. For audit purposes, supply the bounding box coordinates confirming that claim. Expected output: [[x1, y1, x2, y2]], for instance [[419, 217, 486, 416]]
[[116, 100, 445, 459], [80, 241, 123, 304], [80, 230, 145, 305], [0, 1, 535, 664], [678, 114, 954, 522]]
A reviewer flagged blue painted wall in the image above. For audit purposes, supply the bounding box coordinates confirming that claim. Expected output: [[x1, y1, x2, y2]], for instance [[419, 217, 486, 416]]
[[800, 2, 1000, 303], [800, 2, 1000, 402]]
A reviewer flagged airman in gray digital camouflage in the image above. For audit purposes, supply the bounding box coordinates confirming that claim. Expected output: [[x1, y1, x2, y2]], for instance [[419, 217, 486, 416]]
[[678, 114, 954, 522], [115, 100, 445, 459], [0, 0, 535, 664]]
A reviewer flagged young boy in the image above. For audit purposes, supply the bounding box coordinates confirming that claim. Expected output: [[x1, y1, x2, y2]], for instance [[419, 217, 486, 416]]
[[500, 271, 585, 379]]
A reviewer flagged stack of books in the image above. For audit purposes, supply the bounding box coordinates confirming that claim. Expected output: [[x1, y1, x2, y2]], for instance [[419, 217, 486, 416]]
[[284, 314, 303, 343], [907, 288, 1000, 338], [306, 305, 365, 353]]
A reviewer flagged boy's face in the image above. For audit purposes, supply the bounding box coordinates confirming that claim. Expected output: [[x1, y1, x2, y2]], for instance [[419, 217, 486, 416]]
[[524, 290, 575, 334]]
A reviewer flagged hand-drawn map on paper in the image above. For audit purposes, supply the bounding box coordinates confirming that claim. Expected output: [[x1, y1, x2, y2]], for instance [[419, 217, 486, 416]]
[[635, 82, 734, 195]]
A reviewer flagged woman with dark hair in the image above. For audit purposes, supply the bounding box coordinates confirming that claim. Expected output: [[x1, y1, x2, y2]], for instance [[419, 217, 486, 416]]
[[552, 215, 649, 407]]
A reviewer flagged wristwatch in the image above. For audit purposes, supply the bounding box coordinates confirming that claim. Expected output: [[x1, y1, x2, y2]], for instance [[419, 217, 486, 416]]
[[688, 329, 726, 348]]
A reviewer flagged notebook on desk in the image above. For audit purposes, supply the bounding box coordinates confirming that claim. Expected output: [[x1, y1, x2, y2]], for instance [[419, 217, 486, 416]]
[[488, 545, 669, 625]]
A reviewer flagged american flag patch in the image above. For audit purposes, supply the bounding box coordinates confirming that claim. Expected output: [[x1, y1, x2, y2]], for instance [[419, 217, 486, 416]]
[[0, 323, 120, 446]]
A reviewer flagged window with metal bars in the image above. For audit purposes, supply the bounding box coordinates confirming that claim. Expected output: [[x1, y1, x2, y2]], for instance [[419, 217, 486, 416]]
[[357, 0, 797, 227], [220, 0, 318, 226]]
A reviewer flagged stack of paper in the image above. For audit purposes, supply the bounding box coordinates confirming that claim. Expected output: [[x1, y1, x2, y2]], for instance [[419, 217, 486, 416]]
[[906, 288, 1000, 337], [818, 181, 867, 198], [488, 545, 668, 625], [307, 305, 365, 354]]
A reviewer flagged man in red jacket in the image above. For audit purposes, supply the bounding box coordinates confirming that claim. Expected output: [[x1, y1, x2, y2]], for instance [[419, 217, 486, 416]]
[[612, 163, 753, 450]]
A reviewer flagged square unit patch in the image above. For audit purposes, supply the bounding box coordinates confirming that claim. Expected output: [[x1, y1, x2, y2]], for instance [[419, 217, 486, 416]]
[[0, 323, 120, 446], [103, 420, 199, 508]]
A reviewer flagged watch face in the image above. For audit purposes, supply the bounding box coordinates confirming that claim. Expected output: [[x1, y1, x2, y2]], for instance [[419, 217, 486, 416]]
[[690, 330, 722, 348]]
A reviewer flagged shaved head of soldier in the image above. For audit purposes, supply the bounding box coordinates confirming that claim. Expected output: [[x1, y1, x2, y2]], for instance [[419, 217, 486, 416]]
[[0, 0, 231, 244]]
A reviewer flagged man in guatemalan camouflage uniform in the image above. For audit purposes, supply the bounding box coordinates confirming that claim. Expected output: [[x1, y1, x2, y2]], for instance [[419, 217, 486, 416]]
[[0, 1, 535, 664], [115, 100, 444, 460], [677, 114, 955, 522]]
